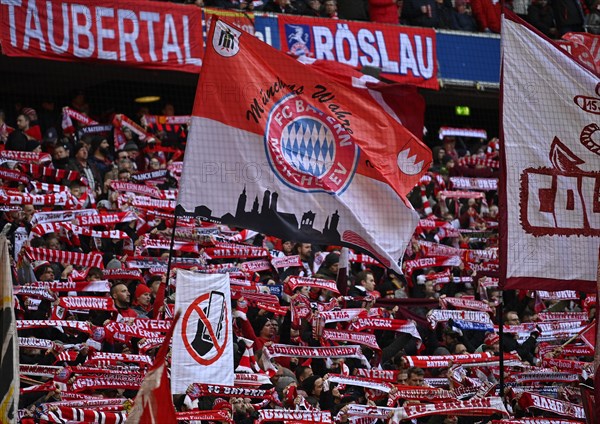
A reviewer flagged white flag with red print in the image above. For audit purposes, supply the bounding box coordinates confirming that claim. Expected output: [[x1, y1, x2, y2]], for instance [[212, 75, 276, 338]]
[[500, 12, 600, 292], [176, 20, 431, 273], [171, 271, 233, 393]]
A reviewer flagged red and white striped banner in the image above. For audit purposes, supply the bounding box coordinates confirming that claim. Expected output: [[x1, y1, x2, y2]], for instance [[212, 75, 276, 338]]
[[0, 190, 74, 206], [24, 247, 103, 268], [40, 407, 127, 424]]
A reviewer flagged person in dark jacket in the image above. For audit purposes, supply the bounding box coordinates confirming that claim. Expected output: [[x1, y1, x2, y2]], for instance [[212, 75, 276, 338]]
[[528, 0, 558, 38], [552, 0, 585, 35], [451, 0, 478, 31], [337, 0, 369, 20], [402, 0, 439, 27]]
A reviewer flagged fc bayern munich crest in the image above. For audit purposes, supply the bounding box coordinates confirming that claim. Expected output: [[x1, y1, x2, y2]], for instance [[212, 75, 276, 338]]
[[264, 94, 359, 194]]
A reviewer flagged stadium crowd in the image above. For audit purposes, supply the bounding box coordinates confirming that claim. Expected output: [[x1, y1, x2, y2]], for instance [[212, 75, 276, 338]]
[[0, 89, 595, 423], [170, 0, 599, 37]]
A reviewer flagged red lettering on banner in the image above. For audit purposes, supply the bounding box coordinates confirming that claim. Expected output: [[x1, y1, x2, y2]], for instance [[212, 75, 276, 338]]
[[0, 0, 203, 73]]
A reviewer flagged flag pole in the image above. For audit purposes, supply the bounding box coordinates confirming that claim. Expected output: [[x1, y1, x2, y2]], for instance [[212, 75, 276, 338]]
[[595, 247, 600, 369], [593, 247, 600, 422], [498, 299, 504, 401], [152, 212, 179, 319], [165, 212, 179, 293]]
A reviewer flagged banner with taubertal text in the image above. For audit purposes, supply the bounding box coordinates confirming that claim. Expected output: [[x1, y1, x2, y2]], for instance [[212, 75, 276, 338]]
[[0, 0, 203, 73]]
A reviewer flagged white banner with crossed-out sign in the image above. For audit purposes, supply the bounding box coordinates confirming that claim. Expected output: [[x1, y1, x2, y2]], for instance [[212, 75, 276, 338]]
[[171, 271, 233, 393]]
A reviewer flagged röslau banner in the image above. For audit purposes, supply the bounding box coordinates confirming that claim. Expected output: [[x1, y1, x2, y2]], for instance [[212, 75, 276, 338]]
[[276, 15, 437, 89], [500, 12, 600, 292], [0, 0, 203, 73], [177, 20, 431, 273]]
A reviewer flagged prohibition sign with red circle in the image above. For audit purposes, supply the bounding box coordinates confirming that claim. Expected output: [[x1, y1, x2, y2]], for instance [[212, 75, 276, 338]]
[[182, 292, 229, 365]]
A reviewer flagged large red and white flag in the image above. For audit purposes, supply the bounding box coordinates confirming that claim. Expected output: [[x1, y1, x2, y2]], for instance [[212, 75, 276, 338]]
[[171, 271, 233, 393], [500, 12, 600, 292], [177, 20, 431, 272]]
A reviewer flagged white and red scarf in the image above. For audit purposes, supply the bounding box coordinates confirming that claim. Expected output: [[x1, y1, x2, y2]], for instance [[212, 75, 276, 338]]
[[28, 280, 110, 293], [405, 352, 520, 368], [518, 392, 585, 420], [58, 296, 116, 311], [239, 259, 273, 273], [62, 106, 98, 134], [24, 247, 103, 268], [262, 344, 370, 369], [449, 176, 498, 190], [288, 276, 339, 294], [175, 410, 232, 423], [391, 397, 507, 422], [205, 243, 269, 259], [16, 320, 91, 334], [0, 150, 52, 164], [321, 329, 380, 351], [186, 383, 276, 401], [427, 309, 492, 329], [85, 352, 153, 367], [404, 256, 462, 277], [41, 408, 127, 424], [0, 168, 29, 184], [440, 296, 493, 313], [257, 410, 332, 423]]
